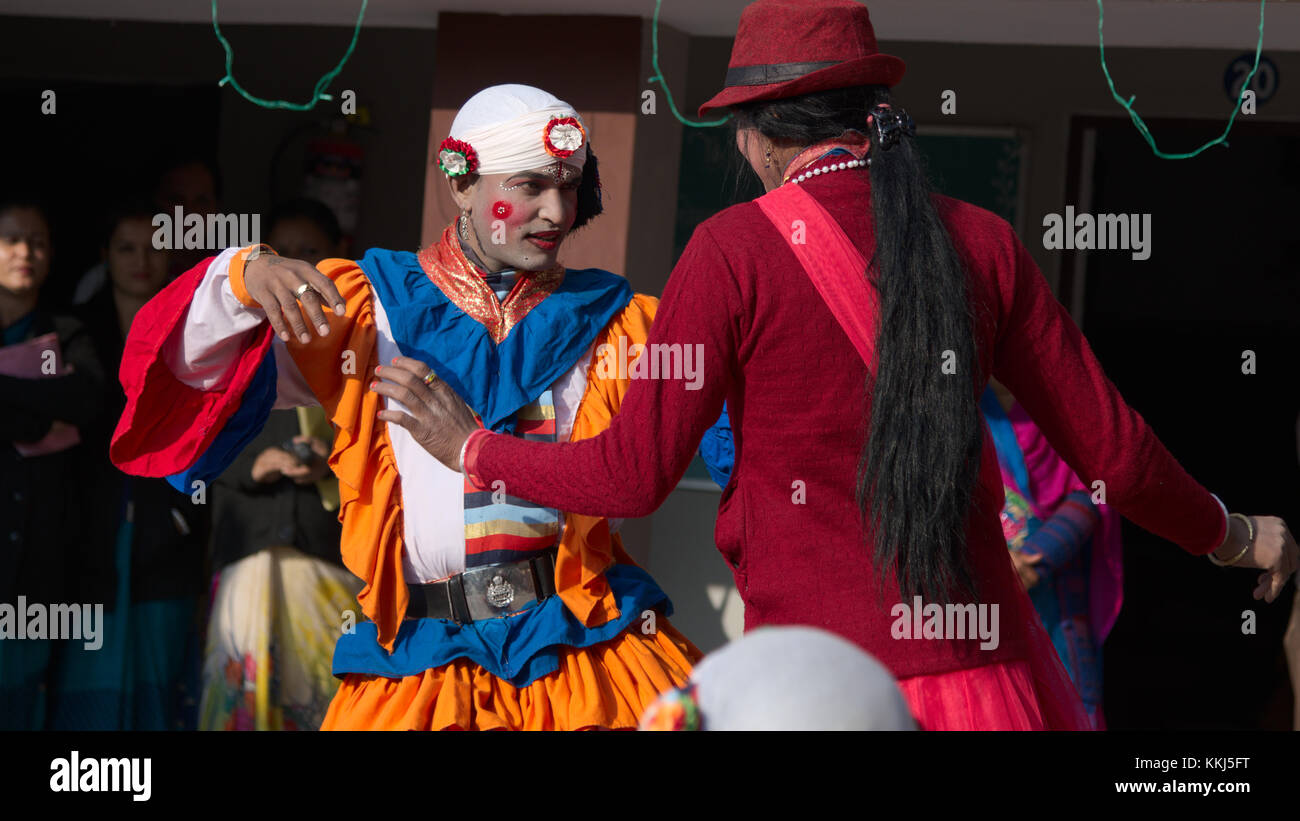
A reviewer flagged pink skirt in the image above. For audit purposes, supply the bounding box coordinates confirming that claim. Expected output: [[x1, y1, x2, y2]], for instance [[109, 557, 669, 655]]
[[896, 660, 1085, 730], [896, 589, 1094, 731]]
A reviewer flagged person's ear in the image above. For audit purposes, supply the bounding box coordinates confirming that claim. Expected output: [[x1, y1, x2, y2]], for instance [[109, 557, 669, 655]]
[[447, 175, 477, 212], [736, 128, 764, 170]]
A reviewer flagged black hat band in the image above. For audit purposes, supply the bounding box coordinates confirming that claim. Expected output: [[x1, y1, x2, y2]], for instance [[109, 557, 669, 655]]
[[724, 60, 842, 88]]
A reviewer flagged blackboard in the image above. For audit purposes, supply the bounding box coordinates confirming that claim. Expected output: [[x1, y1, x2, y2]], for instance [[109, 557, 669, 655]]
[[672, 125, 1027, 262], [913, 128, 1026, 232]]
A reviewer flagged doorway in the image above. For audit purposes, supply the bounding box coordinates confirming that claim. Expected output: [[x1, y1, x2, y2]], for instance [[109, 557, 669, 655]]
[[1065, 115, 1300, 729]]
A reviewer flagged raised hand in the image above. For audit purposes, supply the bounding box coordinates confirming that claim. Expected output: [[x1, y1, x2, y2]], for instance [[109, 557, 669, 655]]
[[243, 250, 347, 344]]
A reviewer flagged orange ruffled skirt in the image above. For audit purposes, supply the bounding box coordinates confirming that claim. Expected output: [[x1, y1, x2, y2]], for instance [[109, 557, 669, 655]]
[[321, 619, 700, 730]]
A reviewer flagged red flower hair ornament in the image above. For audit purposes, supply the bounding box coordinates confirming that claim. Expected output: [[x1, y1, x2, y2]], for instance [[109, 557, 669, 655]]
[[438, 137, 478, 177], [543, 116, 586, 159]]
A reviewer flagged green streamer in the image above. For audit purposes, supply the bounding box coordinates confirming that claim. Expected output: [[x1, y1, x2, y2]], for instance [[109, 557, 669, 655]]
[[1097, 0, 1267, 159], [212, 0, 369, 111], [648, 0, 732, 128]]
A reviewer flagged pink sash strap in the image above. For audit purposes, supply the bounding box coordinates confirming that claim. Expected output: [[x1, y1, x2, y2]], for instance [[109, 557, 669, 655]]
[[755, 183, 879, 369]]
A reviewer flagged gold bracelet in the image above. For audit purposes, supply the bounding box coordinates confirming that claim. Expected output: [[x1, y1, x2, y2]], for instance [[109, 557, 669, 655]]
[[1209, 513, 1254, 567]]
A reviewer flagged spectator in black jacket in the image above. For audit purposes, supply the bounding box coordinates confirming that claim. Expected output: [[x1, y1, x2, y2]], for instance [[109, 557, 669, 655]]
[[49, 198, 210, 730], [0, 198, 105, 730]]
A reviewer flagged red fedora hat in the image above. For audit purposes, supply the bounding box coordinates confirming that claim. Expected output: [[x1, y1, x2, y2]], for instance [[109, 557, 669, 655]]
[[698, 0, 905, 117]]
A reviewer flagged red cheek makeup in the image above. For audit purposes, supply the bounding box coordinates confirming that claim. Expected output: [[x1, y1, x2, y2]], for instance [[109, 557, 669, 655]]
[[491, 200, 513, 220]]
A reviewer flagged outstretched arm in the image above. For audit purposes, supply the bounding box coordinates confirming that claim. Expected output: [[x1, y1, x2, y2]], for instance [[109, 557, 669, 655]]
[[111, 245, 358, 484], [989, 225, 1296, 600], [475, 226, 742, 517]]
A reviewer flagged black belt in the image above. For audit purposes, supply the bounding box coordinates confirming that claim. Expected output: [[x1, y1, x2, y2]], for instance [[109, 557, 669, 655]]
[[406, 548, 558, 625]]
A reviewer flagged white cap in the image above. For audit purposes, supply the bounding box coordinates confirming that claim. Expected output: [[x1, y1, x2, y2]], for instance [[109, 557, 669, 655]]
[[641, 626, 918, 731], [440, 84, 588, 177]]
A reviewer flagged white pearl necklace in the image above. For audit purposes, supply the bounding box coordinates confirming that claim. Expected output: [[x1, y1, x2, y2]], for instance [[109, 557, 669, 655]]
[[788, 157, 870, 185]]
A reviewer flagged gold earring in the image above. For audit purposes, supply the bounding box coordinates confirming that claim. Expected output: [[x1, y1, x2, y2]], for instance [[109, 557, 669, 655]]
[[764, 146, 772, 169]]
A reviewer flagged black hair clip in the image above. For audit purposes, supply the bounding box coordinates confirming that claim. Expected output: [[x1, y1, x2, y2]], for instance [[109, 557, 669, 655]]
[[868, 104, 916, 151]]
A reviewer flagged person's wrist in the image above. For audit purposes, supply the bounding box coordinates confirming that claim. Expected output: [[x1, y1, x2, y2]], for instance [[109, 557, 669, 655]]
[[1212, 516, 1242, 557], [458, 436, 471, 473], [1211, 493, 1231, 551], [231, 244, 277, 308], [1211, 514, 1253, 566], [462, 428, 491, 490]]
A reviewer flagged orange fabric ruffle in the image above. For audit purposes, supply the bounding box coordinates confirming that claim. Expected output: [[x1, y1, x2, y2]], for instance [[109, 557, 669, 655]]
[[321, 617, 697, 730], [284, 258, 409, 653]]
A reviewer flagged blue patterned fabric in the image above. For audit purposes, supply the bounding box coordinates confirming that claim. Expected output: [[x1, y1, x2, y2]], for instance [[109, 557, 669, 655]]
[[1023, 491, 1097, 586], [981, 387, 1106, 727]]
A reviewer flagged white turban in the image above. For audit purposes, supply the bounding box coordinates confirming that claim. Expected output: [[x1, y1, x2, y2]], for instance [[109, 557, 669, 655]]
[[441, 84, 588, 177]]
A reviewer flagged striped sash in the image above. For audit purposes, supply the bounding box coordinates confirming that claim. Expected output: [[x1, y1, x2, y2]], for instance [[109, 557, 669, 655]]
[[462, 388, 562, 567]]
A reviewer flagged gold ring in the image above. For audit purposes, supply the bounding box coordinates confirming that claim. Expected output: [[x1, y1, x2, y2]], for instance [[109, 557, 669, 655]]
[[423, 370, 438, 385], [294, 283, 311, 298]]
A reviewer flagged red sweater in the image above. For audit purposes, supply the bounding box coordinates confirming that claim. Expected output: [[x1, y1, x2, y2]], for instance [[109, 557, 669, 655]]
[[474, 166, 1226, 678]]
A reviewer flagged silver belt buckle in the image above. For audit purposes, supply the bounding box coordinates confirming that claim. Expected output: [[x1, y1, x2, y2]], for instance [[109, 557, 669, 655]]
[[462, 561, 537, 622]]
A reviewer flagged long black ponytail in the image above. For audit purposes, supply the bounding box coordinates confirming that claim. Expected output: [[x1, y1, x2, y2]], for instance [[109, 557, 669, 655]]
[[733, 85, 983, 605]]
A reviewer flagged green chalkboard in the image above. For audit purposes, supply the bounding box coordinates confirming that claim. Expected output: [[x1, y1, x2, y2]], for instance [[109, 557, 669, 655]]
[[672, 126, 1026, 261], [912, 130, 1025, 230]]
